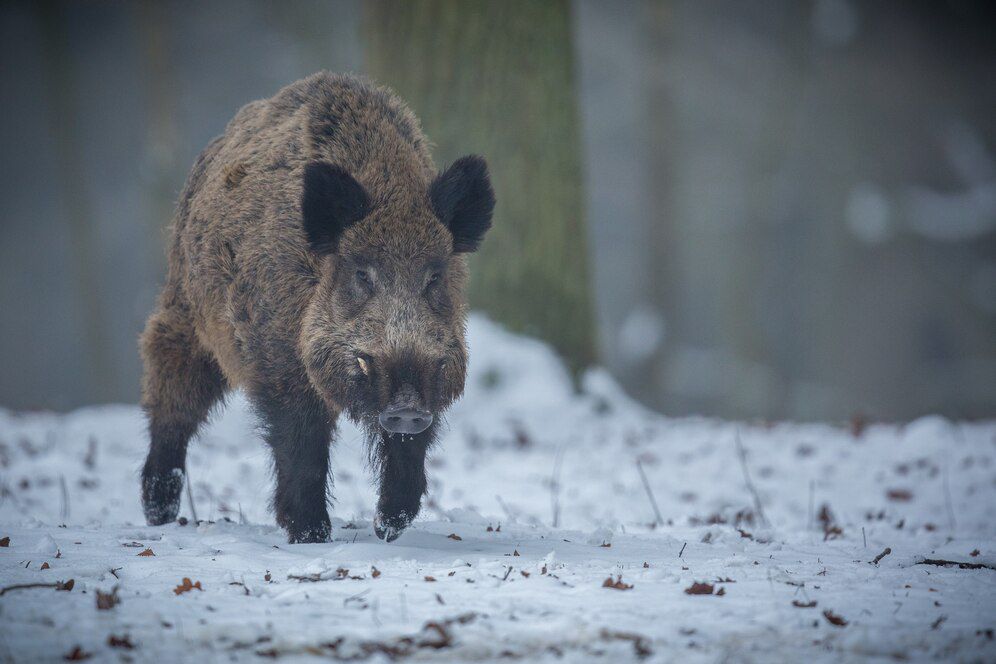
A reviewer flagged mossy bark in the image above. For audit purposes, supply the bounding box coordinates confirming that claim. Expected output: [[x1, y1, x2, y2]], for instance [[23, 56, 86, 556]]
[[365, 0, 596, 373]]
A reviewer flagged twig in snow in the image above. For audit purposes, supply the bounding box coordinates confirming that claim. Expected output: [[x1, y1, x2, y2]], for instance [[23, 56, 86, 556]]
[[678, 542, 687, 558], [550, 447, 564, 528], [870, 547, 891, 565], [495, 495, 513, 522], [734, 431, 769, 527], [916, 558, 995, 571], [942, 459, 956, 533], [59, 475, 70, 520], [636, 459, 663, 527], [807, 480, 814, 532], [862, 527, 867, 549], [185, 467, 198, 523], [0, 579, 74, 596]]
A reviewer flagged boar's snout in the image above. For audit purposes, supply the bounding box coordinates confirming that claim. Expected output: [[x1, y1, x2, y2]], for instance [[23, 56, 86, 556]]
[[378, 406, 433, 435]]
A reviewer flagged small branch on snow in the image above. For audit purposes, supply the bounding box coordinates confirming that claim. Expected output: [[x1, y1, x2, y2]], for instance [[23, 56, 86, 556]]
[[636, 459, 663, 527], [942, 457, 956, 533], [807, 480, 815, 532], [734, 431, 769, 528], [916, 558, 995, 571], [0, 579, 74, 596], [870, 547, 891, 565], [59, 475, 70, 521], [185, 465, 198, 524], [678, 542, 687, 558], [495, 495, 514, 522], [550, 447, 564, 529]]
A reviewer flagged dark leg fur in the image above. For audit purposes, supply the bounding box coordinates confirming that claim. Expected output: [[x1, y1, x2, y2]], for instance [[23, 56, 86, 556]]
[[140, 300, 226, 525], [256, 387, 334, 544], [372, 427, 433, 542]]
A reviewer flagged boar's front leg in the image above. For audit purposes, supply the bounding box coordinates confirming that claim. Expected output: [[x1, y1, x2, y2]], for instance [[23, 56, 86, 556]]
[[373, 430, 431, 542], [256, 388, 334, 544], [140, 297, 227, 526]]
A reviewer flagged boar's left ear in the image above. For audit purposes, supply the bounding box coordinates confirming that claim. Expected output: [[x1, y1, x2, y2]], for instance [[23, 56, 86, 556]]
[[429, 156, 496, 253], [301, 161, 371, 254]]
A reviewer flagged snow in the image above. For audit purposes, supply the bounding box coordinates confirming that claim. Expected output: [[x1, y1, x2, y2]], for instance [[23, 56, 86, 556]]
[[1, 314, 994, 662]]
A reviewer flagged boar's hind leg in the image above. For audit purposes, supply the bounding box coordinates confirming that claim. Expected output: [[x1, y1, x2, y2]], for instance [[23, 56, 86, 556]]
[[374, 433, 430, 542], [257, 389, 333, 544], [140, 300, 227, 526]]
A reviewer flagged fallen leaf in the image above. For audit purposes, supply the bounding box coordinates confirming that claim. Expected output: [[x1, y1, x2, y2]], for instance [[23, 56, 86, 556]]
[[792, 600, 817, 608], [602, 575, 633, 590], [137, 548, 155, 557], [63, 646, 90, 661], [424, 576, 436, 582], [58, 579, 75, 591], [716, 587, 726, 596], [96, 587, 120, 610], [512, 549, 520, 557], [107, 635, 134, 649], [40, 562, 50, 570], [970, 549, 980, 557], [447, 533, 462, 541], [684, 582, 716, 595], [371, 567, 381, 579], [643, 562, 650, 568], [173, 578, 202, 595], [886, 489, 913, 502], [823, 610, 848, 627], [520, 570, 530, 578], [599, 542, 611, 548], [0, 537, 9, 547], [264, 571, 272, 582]]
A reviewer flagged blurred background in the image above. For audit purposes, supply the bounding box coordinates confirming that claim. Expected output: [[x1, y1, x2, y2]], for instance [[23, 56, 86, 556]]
[[0, 0, 993, 421]]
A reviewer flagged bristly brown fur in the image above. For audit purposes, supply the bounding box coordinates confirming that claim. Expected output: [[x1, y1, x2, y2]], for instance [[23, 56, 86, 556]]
[[222, 161, 248, 189], [139, 72, 494, 544]]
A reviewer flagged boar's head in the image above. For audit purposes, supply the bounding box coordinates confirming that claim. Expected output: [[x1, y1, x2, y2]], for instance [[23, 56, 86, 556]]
[[299, 156, 495, 441]]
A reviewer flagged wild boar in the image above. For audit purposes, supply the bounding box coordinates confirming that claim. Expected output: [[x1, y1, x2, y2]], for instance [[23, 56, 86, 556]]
[[140, 72, 495, 543]]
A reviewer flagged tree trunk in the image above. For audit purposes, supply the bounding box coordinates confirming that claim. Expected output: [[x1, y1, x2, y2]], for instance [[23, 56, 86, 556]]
[[364, 0, 596, 373]]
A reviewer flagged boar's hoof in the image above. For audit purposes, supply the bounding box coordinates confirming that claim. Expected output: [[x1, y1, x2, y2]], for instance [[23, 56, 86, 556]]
[[373, 514, 411, 542], [141, 467, 184, 526], [287, 521, 332, 544]]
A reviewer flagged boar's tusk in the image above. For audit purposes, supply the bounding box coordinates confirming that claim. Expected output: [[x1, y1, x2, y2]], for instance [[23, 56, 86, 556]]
[[357, 356, 370, 376]]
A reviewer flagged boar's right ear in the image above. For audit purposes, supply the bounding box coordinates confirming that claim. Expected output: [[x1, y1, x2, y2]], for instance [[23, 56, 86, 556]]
[[429, 155, 496, 253], [301, 161, 370, 254]]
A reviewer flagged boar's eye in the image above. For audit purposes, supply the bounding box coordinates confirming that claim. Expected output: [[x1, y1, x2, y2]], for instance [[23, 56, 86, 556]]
[[424, 271, 443, 295], [355, 269, 374, 289]]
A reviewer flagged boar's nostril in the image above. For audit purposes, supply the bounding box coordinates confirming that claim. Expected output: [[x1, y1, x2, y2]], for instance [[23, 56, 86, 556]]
[[379, 407, 433, 435]]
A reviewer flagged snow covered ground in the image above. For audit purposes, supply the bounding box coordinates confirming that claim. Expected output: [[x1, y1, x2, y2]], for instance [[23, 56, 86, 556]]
[[1, 314, 994, 662]]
